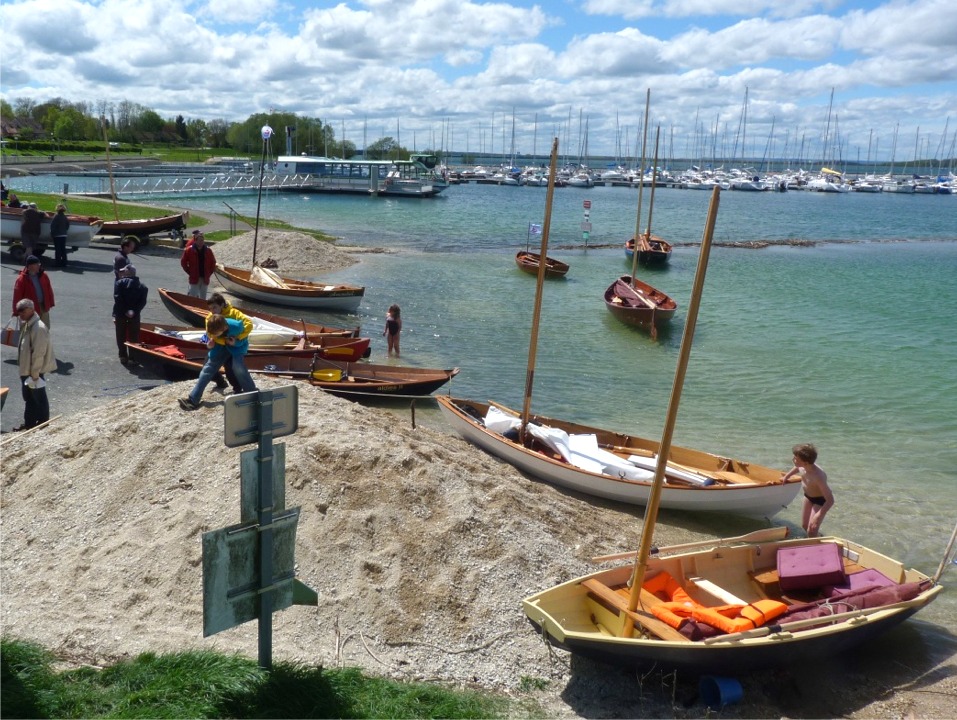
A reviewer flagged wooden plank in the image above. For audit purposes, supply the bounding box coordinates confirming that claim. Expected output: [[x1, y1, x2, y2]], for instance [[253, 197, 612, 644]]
[[580, 579, 690, 642]]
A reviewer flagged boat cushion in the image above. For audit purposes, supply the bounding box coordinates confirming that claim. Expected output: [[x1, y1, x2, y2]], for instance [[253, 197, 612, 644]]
[[822, 568, 896, 597], [776, 543, 846, 591]]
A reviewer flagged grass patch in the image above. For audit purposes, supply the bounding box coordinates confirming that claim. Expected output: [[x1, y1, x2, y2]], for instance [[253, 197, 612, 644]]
[[5, 192, 337, 244], [1, 637, 515, 719]]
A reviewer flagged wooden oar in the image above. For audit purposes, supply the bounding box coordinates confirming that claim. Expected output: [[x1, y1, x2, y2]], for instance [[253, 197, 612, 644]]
[[702, 597, 924, 644], [591, 527, 787, 563]]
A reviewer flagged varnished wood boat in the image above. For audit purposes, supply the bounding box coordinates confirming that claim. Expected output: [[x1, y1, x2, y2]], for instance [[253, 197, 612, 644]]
[[213, 264, 364, 312], [1, 206, 103, 261], [604, 275, 676, 330], [515, 251, 569, 278], [139, 322, 371, 362], [436, 397, 801, 517], [523, 532, 942, 672], [98, 211, 189, 240], [126, 342, 459, 398], [625, 233, 673, 266], [158, 288, 359, 339]]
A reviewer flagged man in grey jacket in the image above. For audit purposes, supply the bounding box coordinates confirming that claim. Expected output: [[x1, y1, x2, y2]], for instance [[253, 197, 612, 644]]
[[15, 298, 57, 430]]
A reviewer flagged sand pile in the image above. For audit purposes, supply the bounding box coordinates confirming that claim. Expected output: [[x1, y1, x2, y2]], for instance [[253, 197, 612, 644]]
[[211, 230, 358, 276]]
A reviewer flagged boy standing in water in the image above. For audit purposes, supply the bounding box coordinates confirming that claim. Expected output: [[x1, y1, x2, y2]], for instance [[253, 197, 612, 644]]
[[782, 443, 834, 537]]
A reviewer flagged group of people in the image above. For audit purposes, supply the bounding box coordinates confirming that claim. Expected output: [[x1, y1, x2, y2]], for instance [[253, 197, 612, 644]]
[[4, 192, 72, 267], [10, 257, 57, 430]]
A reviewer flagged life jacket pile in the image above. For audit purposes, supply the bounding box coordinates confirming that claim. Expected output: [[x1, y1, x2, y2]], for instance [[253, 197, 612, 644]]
[[644, 571, 788, 635]]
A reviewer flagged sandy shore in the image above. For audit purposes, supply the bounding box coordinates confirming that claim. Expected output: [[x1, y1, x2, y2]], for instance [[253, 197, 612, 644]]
[[2, 226, 954, 718]]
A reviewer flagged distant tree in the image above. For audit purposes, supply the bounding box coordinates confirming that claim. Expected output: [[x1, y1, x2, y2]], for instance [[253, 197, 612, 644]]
[[365, 136, 409, 160], [185, 118, 208, 147], [0, 98, 13, 120], [175, 114, 188, 141], [206, 119, 230, 149]]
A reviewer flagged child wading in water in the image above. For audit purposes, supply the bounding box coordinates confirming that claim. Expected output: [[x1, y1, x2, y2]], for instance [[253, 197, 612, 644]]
[[782, 443, 834, 537], [383, 304, 402, 355]]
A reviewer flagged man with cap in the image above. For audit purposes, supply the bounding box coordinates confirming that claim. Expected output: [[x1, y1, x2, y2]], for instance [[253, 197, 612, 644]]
[[113, 264, 149, 365], [180, 230, 216, 300], [12, 255, 55, 328], [14, 298, 56, 431], [20, 203, 43, 261]]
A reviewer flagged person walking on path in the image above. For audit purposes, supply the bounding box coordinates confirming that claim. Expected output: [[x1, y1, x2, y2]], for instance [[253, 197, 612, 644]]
[[383, 303, 402, 355], [206, 293, 253, 394], [14, 298, 56, 430], [20, 203, 43, 261], [113, 264, 148, 365], [178, 314, 257, 411], [180, 230, 215, 299], [50, 204, 70, 267], [12, 256, 55, 328], [113, 237, 135, 279]]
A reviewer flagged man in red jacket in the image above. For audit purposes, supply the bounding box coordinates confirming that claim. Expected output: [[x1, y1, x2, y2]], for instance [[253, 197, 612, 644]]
[[180, 230, 216, 300], [12, 255, 55, 327]]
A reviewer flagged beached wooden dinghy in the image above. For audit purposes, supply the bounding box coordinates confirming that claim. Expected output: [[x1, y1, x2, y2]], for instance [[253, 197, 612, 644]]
[[625, 233, 672, 266], [98, 211, 189, 241], [522, 531, 943, 672], [139, 322, 371, 362], [436, 397, 801, 518], [158, 288, 359, 339], [213, 264, 364, 312], [515, 250, 569, 278], [127, 342, 458, 398], [604, 275, 677, 331]]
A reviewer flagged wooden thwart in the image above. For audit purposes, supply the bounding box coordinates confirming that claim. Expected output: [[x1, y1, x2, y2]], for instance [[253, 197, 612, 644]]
[[581, 578, 689, 642]]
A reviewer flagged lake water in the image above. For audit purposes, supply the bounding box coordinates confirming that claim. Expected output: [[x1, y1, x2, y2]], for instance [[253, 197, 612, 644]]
[[8, 176, 957, 644]]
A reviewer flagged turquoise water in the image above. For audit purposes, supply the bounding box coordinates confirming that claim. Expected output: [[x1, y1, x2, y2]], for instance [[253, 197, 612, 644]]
[[9, 177, 957, 630]]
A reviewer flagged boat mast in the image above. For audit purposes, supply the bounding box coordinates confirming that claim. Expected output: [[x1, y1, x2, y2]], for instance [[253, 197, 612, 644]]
[[644, 126, 661, 240], [519, 138, 560, 440], [100, 116, 119, 221], [629, 89, 651, 280], [251, 124, 274, 267], [621, 185, 722, 638]]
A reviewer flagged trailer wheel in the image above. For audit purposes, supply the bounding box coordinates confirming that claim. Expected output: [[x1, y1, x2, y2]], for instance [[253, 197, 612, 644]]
[[10, 245, 25, 263]]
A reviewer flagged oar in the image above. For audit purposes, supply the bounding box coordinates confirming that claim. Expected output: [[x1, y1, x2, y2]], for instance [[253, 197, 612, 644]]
[[702, 597, 923, 644], [591, 527, 788, 563], [932, 519, 957, 583]]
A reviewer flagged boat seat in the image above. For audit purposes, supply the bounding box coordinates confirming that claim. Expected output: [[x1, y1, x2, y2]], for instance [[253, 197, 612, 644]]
[[580, 578, 690, 642]]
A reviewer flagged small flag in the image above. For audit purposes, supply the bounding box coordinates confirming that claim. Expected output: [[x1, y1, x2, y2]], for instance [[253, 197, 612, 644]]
[[529, 223, 542, 235]]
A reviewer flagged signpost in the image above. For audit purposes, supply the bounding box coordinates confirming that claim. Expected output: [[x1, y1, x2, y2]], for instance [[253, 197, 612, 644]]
[[202, 386, 317, 670], [582, 199, 592, 246]]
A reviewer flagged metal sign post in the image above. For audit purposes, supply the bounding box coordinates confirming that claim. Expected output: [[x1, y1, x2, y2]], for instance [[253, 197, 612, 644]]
[[202, 386, 317, 671], [582, 199, 592, 246]]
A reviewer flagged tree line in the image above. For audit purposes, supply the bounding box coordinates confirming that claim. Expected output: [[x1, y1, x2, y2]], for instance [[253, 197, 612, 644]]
[[0, 96, 422, 161]]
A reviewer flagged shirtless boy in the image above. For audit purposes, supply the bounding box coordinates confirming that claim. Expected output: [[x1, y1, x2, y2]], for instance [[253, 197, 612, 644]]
[[782, 443, 834, 537]]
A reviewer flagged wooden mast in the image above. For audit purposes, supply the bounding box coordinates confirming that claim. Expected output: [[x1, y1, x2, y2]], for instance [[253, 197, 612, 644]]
[[100, 116, 119, 222], [519, 137, 560, 441], [621, 185, 721, 638], [629, 89, 651, 283]]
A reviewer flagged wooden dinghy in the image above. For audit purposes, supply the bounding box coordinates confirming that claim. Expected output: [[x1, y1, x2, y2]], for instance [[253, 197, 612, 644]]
[[139, 322, 371, 362], [158, 288, 359, 339], [98, 211, 189, 241], [127, 342, 459, 399], [604, 275, 677, 331], [515, 251, 569, 279], [625, 233, 673, 266], [213, 264, 364, 312], [436, 397, 802, 518], [523, 531, 943, 672]]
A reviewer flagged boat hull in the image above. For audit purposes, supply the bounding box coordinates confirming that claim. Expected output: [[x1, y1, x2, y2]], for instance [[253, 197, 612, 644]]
[[436, 397, 801, 517], [515, 251, 569, 278], [604, 275, 677, 329], [158, 288, 359, 338], [98, 211, 189, 239], [522, 535, 941, 673], [214, 265, 364, 311], [1, 207, 103, 248]]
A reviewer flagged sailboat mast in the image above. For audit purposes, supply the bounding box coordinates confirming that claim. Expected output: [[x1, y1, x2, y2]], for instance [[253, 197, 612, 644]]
[[644, 126, 661, 240], [630, 89, 651, 280], [621, 186, 722, 637], [520, 138, 560, 438]]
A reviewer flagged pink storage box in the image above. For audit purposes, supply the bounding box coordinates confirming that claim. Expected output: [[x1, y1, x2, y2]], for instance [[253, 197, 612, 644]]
[[777, 543, 847, 591]]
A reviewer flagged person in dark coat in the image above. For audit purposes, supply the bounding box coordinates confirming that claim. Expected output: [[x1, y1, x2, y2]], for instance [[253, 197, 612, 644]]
[[113, 237, 135, 279], [113, 264, 148, 365], [20, 203, 43, 261], [50, 204, 70, 267]]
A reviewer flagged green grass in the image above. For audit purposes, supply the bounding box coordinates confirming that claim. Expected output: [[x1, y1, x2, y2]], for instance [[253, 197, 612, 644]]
[[6, 191, 337, 244], [1, 637, 516, 719]]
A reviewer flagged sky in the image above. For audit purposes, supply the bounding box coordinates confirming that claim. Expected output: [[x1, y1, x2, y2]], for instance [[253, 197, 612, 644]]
[[1, 0, 956, 165]]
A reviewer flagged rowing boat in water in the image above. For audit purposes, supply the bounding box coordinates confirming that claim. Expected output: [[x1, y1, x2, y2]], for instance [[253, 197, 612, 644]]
[[515, 251, 569, 278], [213, 264, 364, 312], [624, 234, 672, 266], [604, 275, 676, 331], [158, 288, 359, 339], [436, 397, 801, 518]]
